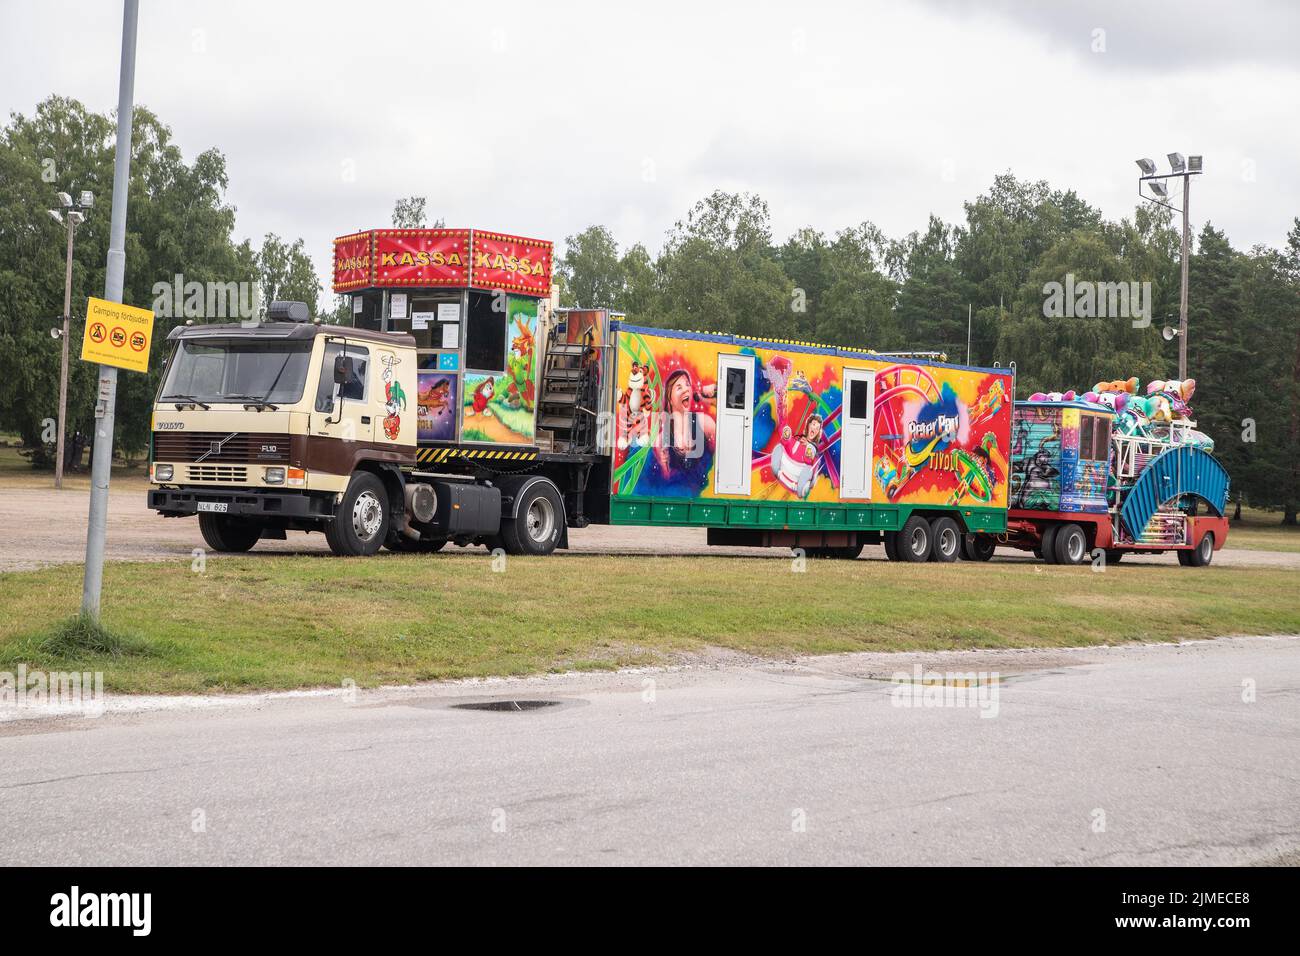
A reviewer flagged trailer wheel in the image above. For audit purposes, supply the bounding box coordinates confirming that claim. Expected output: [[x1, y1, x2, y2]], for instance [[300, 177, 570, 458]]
[[883, 531, 899, 561], [929, 517, 961, 563], [1039, 524, 1060, 564], [1053, 523, 1087, 566], [1183, 531, 1214, 567], [898, 515, 932, 562], [198, 513, 261, 553], [501, 480, 564, 556], [962, 534, 996, 561], [325, 472, 390, 557]]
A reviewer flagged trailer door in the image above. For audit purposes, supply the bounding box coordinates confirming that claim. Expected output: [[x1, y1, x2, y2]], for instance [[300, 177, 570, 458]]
[[839, 368, 875, 500], [715, 354, 753, 496]]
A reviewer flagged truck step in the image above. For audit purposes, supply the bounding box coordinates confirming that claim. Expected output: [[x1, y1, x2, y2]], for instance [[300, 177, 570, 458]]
[[542, 391, 577, 405], [539, 414, 577, 430]]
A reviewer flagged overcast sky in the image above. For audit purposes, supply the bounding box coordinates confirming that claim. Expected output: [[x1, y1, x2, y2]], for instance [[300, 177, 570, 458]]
[[3, 0, 1298, 298]]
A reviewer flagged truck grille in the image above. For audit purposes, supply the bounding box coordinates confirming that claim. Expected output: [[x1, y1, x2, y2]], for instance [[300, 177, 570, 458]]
[[186, 464, 250, 483], [153, 431, 291, 464]]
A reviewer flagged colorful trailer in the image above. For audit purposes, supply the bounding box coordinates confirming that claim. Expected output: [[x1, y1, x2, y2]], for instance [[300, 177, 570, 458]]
[[1001, 392, 1230, 566]]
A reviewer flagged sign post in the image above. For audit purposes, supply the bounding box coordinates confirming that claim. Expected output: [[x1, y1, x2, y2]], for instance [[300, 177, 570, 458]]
[[81, 0, 140, 619]]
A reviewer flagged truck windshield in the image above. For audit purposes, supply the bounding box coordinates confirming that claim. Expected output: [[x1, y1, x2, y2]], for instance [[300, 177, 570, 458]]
[[160, 340, 313, 405]]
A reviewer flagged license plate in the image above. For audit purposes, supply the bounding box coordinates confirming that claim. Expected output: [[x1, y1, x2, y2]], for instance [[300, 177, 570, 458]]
[[197, 502, 229, 513]]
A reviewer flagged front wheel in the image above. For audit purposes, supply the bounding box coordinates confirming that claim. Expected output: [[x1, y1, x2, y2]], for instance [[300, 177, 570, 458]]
[[198, 513, 261, 552], [325, 472, 390, 557], [501, 480, 564, 556]]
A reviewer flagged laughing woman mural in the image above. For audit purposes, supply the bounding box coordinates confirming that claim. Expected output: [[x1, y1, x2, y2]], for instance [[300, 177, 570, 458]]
[[647, 367, 717, 494]]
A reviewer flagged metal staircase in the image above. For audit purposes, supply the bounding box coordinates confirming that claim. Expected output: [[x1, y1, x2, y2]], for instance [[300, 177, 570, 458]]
[[537, 326, 600, 454]]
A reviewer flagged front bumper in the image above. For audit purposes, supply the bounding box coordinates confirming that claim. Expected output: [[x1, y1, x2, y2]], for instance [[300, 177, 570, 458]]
[[149, 487, 333, 519]]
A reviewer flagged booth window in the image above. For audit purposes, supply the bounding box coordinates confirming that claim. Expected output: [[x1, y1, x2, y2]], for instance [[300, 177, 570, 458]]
[[464, 290, 507, 372]]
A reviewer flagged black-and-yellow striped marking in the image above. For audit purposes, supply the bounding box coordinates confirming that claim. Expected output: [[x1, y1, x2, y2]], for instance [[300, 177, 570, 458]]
[[416, 446, 539, 465]]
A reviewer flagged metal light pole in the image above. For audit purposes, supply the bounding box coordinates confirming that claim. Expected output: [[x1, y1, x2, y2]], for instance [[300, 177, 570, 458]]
[[82, 0, 138, 618], [50, 193, 93, 489], [1136, 153, 1202, 380]]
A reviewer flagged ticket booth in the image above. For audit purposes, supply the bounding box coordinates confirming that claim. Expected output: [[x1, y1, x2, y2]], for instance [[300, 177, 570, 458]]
[[332, 228, 554, 451]]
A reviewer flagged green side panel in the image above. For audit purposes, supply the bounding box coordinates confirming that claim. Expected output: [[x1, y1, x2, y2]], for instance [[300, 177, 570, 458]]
[[609, 497, 1007, 534]]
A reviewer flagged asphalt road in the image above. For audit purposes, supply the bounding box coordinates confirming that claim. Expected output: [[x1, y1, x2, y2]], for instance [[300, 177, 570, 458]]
[[2, 486, 1298, 571], [3, 636, 1297, 865]]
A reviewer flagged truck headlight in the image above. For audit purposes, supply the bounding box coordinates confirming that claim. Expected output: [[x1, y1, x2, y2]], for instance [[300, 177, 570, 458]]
[[264, 466, 285, 484], [153, 463, 174, 482]]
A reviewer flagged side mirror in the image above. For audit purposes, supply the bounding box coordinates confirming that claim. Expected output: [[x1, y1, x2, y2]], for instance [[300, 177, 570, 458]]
[[334, 355, 353, 385]]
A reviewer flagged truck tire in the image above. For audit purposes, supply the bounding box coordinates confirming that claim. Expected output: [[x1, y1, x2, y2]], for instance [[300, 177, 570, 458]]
[[198, 513, 261, 553], [883, 531, 899, 561], [1053, 523, 1087, 566], [325, 472, 390, 557], [1040, 524, 1060, 564], [501, 480, 564, 556], [1104, 549, 1125, 565], [897, 514, 932, 563], [929, 517, 961, 563], [962, 534, 996, 561], [1183, 531, 1215, 567]]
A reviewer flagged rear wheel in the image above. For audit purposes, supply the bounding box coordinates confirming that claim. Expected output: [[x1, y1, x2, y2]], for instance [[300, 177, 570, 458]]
[[1104, 549, 1125, 565], [961, 534, 996, 561], [325, 472, 389, 557], [883, 531, 899, 561], [1040, 524, 1060, 564], [929, 517, 961, 563], [198, 513, 261, 553], [898, 515, 932, 563], [501, 480, 564, 556], [1053, 523, 1087, 566], [1185, 532, 1214, 567]]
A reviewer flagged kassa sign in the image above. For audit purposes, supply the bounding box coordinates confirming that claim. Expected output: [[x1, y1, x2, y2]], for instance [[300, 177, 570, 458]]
[[333, 228, 552, 296]]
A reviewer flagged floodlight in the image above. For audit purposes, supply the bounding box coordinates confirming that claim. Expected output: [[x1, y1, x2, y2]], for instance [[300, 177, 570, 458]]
[[1135, 158, 1157, 176], [1187, 155, 1203, 173], [1149, 181, 1169, 198], [1167, 152, 1185, 173], [48, 209, 63, 223], [79, 190, 94, 207], [67, 210, 85, 225], [57, 192, 73, 207]]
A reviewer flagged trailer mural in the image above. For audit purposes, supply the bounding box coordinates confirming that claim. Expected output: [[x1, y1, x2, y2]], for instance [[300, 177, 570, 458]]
[[417, 370, 457, 442], [461, 295, 538, 445], [611, 330, 1012, 509]]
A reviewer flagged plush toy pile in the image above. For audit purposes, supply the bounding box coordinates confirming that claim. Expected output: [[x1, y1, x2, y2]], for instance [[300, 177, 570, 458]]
[[1027, 377, 1213, 451]]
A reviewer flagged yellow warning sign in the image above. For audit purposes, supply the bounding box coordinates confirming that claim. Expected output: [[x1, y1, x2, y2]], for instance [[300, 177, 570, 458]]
[[81, 297, 154, 373]]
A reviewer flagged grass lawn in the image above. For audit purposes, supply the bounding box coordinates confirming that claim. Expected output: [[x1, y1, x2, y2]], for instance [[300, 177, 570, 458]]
[[1226, 507, 1300, 553], [1, 553, 1297, 695]]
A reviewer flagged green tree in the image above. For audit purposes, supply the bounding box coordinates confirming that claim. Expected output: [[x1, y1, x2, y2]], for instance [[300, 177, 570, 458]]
[[255, 233, 321, 316], [557, 225, 624, 309], [391, 196, 426, 228]]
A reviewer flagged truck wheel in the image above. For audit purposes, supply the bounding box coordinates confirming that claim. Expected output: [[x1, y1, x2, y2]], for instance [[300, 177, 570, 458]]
[[198, 513, 261, 553], [1053, 523, 1087, 566], [1040, 524, 1060, 564], [1185, 532, 1214, 567], [962, 534, 996, 561], [325, 472, 389, 557], [929, 517, 961, 563], [883, 531, 899, 561], [898, 515, 932, 562], [1104, 549, 1125, 565], [501, 480, 563, 556]]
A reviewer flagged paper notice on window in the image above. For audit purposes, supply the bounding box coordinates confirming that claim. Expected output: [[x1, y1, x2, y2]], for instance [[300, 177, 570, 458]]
[[411, 311, 433, 330], [440, 322, 460, 349], [391, 293, 408, 320], [437, 302, 460, 323], [352, 296, 363, 314]]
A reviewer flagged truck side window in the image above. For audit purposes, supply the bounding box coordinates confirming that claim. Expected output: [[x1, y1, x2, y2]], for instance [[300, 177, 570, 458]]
[[315, 343, 369, 412]]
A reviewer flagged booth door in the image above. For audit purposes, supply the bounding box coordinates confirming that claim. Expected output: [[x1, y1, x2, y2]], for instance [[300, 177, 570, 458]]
[[715, 354, 753, 496], [839, 368, 875, 500]]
